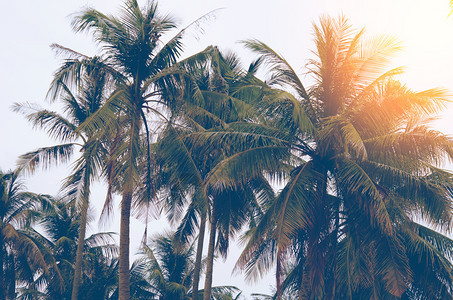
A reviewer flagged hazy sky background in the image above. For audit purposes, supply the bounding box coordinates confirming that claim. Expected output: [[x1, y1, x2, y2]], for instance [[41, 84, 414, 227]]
[[1, 0, 453, 296]]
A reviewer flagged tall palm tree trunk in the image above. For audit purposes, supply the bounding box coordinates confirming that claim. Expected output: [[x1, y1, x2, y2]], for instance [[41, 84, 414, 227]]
[[298, 263, 308, 300], [327, 202, 340, 300], [119, 113, 140, 300], [276, 253, 283, 300], [192, 214, 206, 300], [203, 210, 217, 300], [71, 201, 88, 300], [298, 278, 305, 300], [119, 186, 133, 300], [0, 244, 5, 300]]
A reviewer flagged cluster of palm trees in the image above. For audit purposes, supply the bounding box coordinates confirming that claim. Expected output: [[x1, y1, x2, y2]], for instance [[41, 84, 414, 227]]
[[4, 0, 453, 299], [0, 171, 240, 299]]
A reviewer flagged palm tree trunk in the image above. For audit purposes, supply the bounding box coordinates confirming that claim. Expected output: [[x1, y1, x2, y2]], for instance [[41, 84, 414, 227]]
[[0, 244, 5, 300], [327, 201, 340, 300], [192, 214, 206, 300], [8, 256, 15, 300], [119, 186, 133, 300], [202, 210, 217, 300], [298, 279, 305, 300], [276, 253, 283, 300], [298, 263, 308, 300], [118, 112, 140, 300], [71, 200, 88, 300]]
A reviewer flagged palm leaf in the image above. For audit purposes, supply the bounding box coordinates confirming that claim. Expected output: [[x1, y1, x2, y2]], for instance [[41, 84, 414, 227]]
[[17, 144, 75, 174]]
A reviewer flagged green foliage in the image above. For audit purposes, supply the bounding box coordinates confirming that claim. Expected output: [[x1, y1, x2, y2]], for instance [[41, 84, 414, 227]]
[[234, 15, 453, 299], [0, 170, 59, 300], [9, 1, 453, 299]]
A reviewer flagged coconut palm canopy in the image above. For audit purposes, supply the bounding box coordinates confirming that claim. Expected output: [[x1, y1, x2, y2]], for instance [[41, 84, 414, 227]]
[[228, 16, 453, 299], [2, 0, 453, 299]]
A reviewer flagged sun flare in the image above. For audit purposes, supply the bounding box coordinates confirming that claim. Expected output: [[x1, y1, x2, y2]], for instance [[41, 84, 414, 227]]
[[334, 0, 453, 134]]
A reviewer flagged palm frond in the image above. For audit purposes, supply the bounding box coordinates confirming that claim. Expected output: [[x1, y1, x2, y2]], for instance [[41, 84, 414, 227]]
[[12, 102, 77, 142], [17, 144, 75, 174], [337, 157, 392, 234], [242, 39, 309, 102]]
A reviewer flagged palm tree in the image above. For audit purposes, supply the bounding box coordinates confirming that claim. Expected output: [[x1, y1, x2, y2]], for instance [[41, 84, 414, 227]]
[[142, 232, 194, 299], [16, 196, 133, 300], [40, 198, 81, 299], [0, 169, 58, 299], [78, 245, 119, 299], [137, 231, 242, 300], [156, 49, 273, 300], [199, 15, 453, 299], [26, 198, 116, 299], [13, 50, 111, 300], [70, 1, 215, 298], [36, 197, 156, 300]]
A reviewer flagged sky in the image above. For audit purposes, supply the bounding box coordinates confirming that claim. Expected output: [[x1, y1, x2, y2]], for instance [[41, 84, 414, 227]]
[[1, 0, 453, 296]]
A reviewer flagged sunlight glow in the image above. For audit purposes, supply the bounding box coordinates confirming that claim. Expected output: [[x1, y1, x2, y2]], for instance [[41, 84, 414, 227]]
[[328, 0, 453, 135]]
